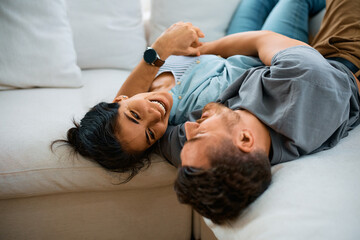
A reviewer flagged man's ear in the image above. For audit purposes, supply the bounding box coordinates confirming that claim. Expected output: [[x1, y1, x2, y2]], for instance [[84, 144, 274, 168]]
[[112, 95, 128, 103], [233, 129, 254, 153]]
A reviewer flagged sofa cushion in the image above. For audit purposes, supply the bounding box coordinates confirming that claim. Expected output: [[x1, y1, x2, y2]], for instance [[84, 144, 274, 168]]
[[0, 69, 177, 199], [0, 0, 82, 90], [67, 0, 147, 70], [148, 0, 241, 45]]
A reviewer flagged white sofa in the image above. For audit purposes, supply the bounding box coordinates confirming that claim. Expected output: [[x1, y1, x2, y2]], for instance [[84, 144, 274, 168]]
[[0, 0, 359, 240]]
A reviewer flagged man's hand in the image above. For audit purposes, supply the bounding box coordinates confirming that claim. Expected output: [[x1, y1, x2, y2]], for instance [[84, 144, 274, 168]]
[[152, 22, 205, 60]]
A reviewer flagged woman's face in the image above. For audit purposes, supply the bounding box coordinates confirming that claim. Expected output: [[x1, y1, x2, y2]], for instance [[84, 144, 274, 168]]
[[114, 92, 173, 153]]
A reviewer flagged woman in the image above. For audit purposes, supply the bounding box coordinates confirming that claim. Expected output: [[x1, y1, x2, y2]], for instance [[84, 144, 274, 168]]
[[54, 0, 325, 182]]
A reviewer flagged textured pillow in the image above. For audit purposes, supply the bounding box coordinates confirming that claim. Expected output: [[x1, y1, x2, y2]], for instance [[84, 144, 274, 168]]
[[67, 0, 147, 70], [148, 0, 241, 45], [0, 0, 82, 90]]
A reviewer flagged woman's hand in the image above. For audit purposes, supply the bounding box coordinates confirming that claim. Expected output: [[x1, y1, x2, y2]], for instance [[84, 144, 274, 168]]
[[152, 22, 205, 60]]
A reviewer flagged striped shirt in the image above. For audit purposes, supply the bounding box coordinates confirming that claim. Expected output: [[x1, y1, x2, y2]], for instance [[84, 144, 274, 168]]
[[155, 55, 199, 83]]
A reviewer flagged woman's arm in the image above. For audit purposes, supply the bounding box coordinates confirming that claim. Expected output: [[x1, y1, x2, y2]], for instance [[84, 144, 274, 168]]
[[200, 30, 308, 66], [115, 22, 204, 99]]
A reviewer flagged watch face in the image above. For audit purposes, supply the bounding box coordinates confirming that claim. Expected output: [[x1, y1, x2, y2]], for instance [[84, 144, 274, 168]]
[[144, 48, 157, 64]]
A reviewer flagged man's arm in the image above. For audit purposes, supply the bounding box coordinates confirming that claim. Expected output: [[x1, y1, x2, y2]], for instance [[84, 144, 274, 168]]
[[200, 30, 308, 66], [114, 22, 204, 99]]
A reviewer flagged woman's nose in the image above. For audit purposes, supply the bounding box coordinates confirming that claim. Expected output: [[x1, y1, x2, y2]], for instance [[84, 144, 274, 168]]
[[146, 107, 162, 124], [184, 121, 199, 140]]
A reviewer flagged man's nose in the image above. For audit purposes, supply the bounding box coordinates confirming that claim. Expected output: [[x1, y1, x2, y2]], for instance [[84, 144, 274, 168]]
[[184, 121, 199, 140]]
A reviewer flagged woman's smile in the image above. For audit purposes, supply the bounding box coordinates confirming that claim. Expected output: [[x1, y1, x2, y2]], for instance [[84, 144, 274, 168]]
[[146, 92, 172, 120], [150, 100, 167, 116]]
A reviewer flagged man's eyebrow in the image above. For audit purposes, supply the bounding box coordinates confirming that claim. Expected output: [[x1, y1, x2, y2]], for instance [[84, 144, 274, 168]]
[[124, 112, 139, 124], [123, 112, 151, 145]]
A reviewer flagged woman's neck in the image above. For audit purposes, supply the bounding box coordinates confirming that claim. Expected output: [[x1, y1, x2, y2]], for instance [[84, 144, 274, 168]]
[[149, 72, 175, 92]]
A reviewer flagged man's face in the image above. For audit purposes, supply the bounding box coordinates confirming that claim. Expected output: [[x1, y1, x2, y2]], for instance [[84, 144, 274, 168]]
[[181, 103, 240, 168]]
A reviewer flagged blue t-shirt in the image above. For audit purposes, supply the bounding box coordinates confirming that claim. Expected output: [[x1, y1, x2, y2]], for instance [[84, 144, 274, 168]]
[[161, 54, 264, 125], [158, 46, 360, 166]]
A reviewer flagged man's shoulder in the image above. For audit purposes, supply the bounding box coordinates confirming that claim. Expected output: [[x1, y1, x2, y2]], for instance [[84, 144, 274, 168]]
[[271, 45, 324, 66]]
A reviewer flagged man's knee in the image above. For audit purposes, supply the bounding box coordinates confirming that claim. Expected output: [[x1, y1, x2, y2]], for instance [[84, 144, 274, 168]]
[[305, 0, 326, 15]]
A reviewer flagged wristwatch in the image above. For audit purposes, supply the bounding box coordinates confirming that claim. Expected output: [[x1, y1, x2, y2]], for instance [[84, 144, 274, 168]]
[[143, 47, 165, 67]]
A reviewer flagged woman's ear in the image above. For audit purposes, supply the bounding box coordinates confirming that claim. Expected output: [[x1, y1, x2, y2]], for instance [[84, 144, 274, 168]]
[[112, 95, 128, 103], [233, 129, 254, 153]]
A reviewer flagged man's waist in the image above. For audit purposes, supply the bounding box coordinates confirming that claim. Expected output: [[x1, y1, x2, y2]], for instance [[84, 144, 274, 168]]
[[327, 57, 360, 79]]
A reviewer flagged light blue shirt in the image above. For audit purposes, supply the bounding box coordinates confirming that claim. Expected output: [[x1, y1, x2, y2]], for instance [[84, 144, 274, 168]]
[[166, 54, 264, 125]]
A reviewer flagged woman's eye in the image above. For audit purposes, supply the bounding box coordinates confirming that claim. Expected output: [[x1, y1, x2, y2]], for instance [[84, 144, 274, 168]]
[[148, 129, 155, 139], [130, 111, 140, 120]]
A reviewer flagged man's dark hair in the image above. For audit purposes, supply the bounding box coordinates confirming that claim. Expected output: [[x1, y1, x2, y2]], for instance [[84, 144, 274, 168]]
[[174, 138, 271, 225], [51, 102, 151, 183]]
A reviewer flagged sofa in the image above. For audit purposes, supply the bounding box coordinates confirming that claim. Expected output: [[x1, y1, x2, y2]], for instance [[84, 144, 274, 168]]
[[0, 0, 359, 240]]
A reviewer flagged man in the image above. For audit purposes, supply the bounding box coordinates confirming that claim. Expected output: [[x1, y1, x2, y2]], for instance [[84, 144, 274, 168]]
[[159, 0, 360, 225]]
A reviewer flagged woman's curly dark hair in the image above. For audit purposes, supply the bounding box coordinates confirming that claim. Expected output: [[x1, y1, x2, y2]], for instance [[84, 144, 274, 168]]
[[174, 138, 271, 225], [51, 102, 151, 183]]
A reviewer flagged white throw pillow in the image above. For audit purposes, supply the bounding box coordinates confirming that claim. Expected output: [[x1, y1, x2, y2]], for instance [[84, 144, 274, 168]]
[[148, 0, 241, 45], [67, 0, 147, 70], [0, 0, 82, 90]]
